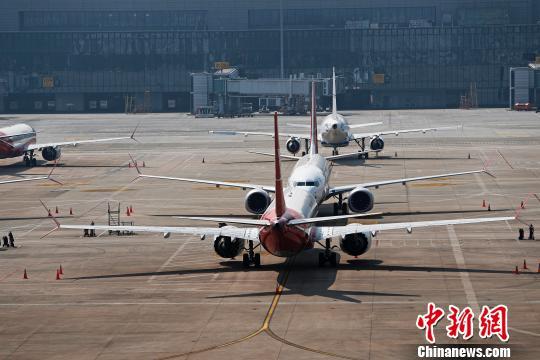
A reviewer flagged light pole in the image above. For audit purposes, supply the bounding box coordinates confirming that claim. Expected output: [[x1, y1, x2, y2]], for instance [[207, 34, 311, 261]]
[[280, 0, 284, 79]]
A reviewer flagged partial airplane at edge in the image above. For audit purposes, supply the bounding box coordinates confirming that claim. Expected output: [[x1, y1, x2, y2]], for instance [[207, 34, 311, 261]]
[[43, 82, 514, 269], [0, 123, 137, 166], [211, 67, 457, 158]]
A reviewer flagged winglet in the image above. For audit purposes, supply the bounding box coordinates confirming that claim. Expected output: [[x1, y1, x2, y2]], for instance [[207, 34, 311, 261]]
[[514, 193, 532, 222], [39, 200, 60, 238], [47, 161, 63, 185], [130, 122, 141, 143], [273, 112, 286, 218], [309, 81, 319, 155]]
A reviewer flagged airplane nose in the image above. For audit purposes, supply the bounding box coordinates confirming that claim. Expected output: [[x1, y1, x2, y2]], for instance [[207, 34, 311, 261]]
[[332, 123, 338, 130]]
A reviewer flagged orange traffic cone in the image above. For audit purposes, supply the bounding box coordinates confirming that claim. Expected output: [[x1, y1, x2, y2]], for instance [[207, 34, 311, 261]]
[[56, 269, 61, 280], [482, 200, 486, 208], [129, 205, 133, 214], [69, 208, 73, 215], [126, 207, 131, 216], [523, 260, 528, 270], [23, 269, 28, 279], [513, 266, 519, 275], [55, 206, 59, 214], [488, 204, 491, 211], [128, 162, 132, 168], [59, 265, 63, 275]]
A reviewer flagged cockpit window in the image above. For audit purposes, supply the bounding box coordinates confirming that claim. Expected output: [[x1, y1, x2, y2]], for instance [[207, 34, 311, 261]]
[[294, 181, 319, 187]]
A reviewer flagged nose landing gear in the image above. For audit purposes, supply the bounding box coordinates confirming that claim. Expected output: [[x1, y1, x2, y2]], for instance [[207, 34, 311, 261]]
[[23, 151, 37, 167]]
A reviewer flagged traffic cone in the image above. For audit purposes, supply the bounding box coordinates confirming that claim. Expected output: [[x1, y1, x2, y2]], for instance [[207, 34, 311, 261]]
[[129, 205, 133, 214], [142, 161, 146, 168], [468, 153, 471, 159], [126, 207, 131, 216], [69, 208, 73, 215], [23, 269, 28, 279], [513, 266, 519, 275], [523, 259, 528, 270], [55, 206, 59, 214], [48, 209, 52, 217], [482, 200, 486, 208], [56, 269, 61, 280], [59, 264, 63, 275], [488, 204, 491, 211], [128, 162, 132, 168], [202, 157, 205, 163], [521, 201, 525, 209]]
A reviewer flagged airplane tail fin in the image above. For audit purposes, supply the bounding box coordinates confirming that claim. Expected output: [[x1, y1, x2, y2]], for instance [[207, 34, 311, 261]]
[[309, 81, 319, 155], [273, 112, 287, 218], [332, 67, 337, 115]]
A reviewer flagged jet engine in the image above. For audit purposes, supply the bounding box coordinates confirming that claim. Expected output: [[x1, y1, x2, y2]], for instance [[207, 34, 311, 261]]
[[340, 231, 372, 256], [347, 187, 374, 213], [245, 188, 271, 214], [41, 146, 62, 161], [370, 136, 384, 151], [214, 234, 245, 259], [286, 137, 301, 154]]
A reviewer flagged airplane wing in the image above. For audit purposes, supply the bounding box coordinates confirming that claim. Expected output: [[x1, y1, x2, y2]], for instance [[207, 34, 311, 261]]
[[210, 130, 310, 140], [130, 158, 275, 193], [0, 164, 61, 185], [352, 126, 460, 141], [58, 223, 261, 242], [27, 125, 139, 151], [248, 150, 377, 162], [313, 216, 514, 241], [329, 169, 485, 195]]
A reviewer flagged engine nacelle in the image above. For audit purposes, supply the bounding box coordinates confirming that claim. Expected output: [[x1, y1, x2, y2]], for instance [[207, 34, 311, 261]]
[[286, 137, 301, 154], [213, 235, 245, 259], [370, 136, 385, 151], [340, 231, 372, 256], [41, 146, 62, 161], [347, 187, 374, 213], [245, 188, 271, 214]]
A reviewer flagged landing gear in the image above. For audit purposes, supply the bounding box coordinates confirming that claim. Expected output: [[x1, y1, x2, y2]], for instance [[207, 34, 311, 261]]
[[242, 240, 261, 268], [23, 151, 37, 167], [332, 148, 339, 156], [333, 194, 347, 215], [318, 239, 338, 267]]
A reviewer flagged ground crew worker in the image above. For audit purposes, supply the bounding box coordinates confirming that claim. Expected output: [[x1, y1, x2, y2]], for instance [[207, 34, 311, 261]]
[[8, 232, 14, 247], [90, 221, 96, 237], [529, 224, 535, 240], [2, 236, 8, 248], [518, 228, 524, 240]]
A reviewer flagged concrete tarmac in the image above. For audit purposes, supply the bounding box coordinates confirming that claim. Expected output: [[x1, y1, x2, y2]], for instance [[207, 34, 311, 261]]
[[0, 109, 539, 359]]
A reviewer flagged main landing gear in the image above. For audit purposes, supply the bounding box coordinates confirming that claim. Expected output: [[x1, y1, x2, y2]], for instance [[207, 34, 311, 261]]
[[354, 138, 369, 159], [332, 148, 339, 156], [242, 240, 261, 268], [333, 193, 348, 215], [318, 238, 338, 267], [23, 151, 37, 167]]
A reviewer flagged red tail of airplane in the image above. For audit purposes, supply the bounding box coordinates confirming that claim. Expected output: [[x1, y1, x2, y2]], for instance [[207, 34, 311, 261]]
[[273, 112, 286, 218], [309, 81, 319, 155]]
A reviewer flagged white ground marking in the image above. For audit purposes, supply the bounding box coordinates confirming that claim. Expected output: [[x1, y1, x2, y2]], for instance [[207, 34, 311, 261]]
[[446, 225, 480, 314], [148, 239, 192, 282]]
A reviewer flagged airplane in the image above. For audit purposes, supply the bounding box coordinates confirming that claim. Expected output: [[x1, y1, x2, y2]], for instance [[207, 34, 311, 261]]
[[210, 67, 457, 158], [0, 123, 138, 167], [43, 82, 514, 268], [0, 163, 61, 185]]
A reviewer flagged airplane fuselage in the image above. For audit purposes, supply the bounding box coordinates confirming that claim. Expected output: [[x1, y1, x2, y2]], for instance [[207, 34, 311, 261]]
[[259, 154, 332, 257], [0, 124, 36, 159], [319, 113, 351, 148]]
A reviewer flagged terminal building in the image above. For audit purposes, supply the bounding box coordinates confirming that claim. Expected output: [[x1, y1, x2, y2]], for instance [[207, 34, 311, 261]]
[[0, 0, 539, 113]]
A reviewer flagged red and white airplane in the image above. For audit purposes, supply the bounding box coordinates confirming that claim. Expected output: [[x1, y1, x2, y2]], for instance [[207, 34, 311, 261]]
[[211, 68, 457, 158], [0, 123, 137, 167], [45, 82, 514, 268]]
